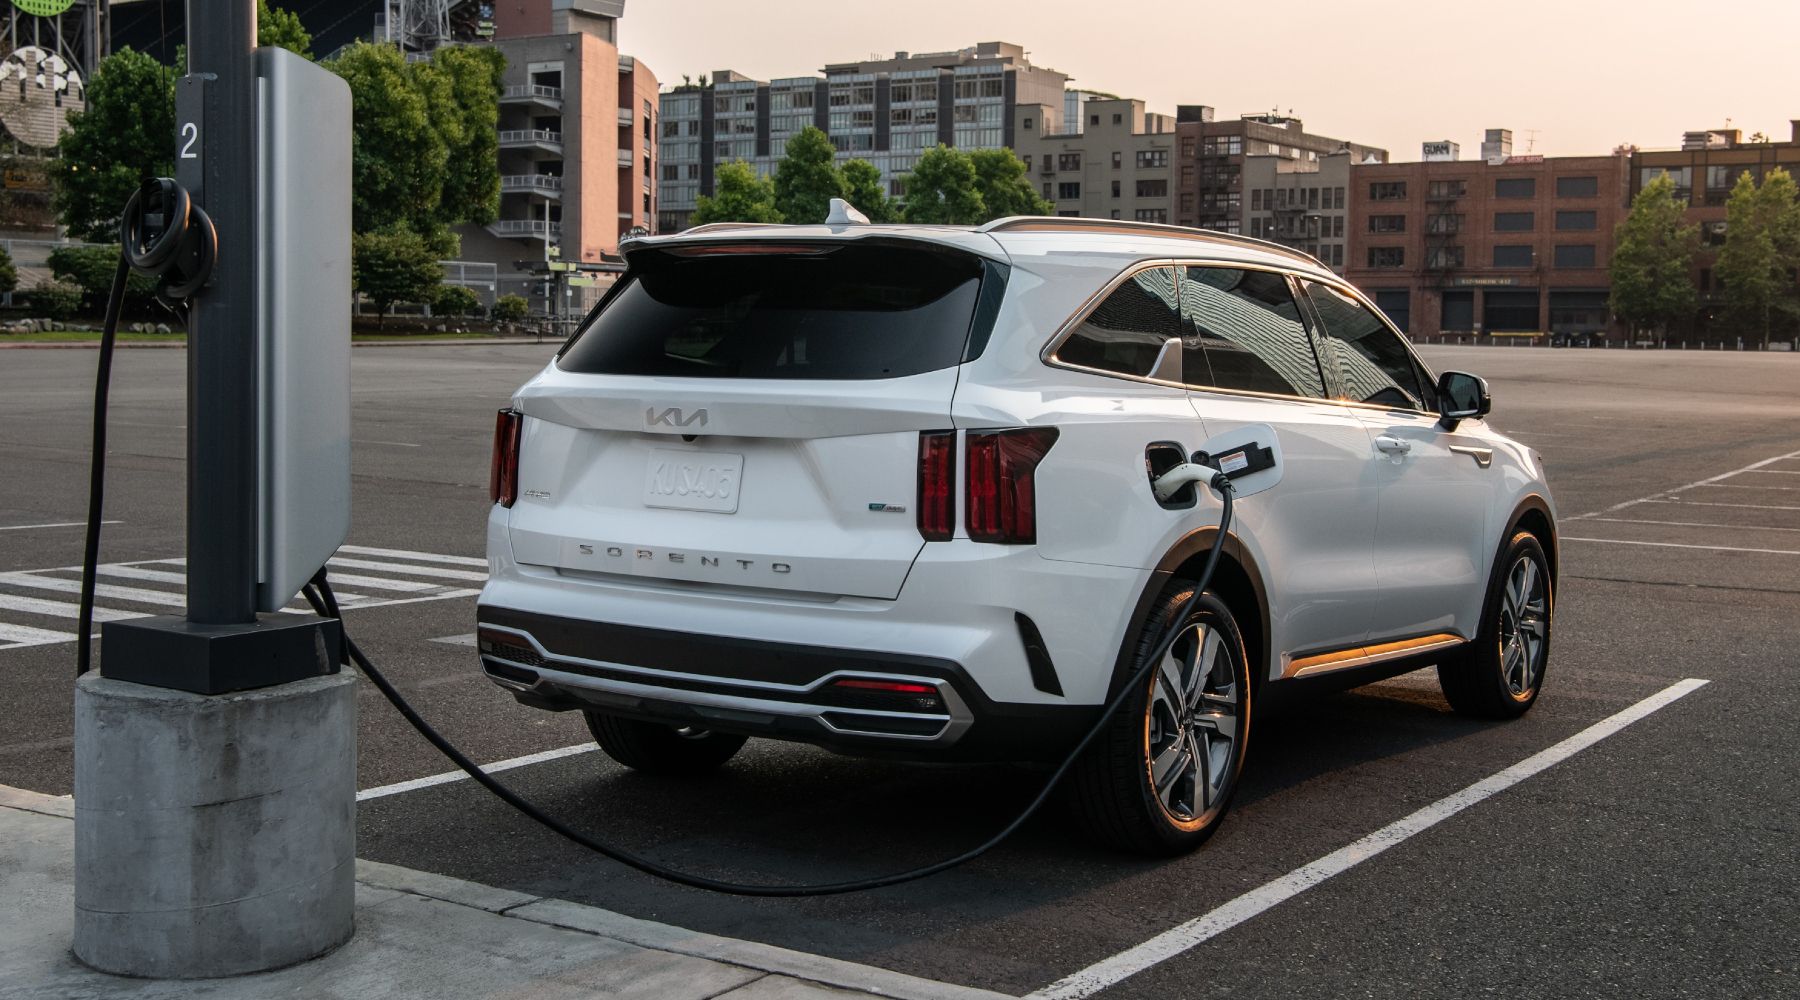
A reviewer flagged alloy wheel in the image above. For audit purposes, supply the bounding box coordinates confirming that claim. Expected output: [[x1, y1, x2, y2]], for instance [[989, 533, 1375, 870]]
[[1145, 623, 1240, 824], [1498, 555, 1549, 698]]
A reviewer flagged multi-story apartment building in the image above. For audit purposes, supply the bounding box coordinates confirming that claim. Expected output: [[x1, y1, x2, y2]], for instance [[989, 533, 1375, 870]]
[[1174, 110, 1386, 238], [1344, 145, 1629, 339], [1010, 98, 1177, 222], [450, 0, 657, 312], [656, 42, 1067, 231], [1629, 122, 1800, 309], [1241, 151, 1354, 273]]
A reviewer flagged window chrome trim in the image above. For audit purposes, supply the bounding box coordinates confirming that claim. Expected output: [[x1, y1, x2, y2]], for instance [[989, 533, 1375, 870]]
[[1292, 274, 1444, 419]]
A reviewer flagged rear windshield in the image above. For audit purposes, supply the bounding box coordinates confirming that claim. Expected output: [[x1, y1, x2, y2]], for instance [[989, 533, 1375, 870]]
[[557, 242, 986, 379]]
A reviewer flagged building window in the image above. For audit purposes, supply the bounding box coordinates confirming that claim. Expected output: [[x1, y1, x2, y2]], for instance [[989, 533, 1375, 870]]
[[1134, 209, 1168, 223], [1021, 155, 1031, 172], [1307, 187, 1319, 210], [1640, 166, 1693, 202], [1111, 180, 1121, 198], [1493, 244, 1534, 268], [1112, 113, 1123, 125], [1251, 217, 1264, 237], [1333, 187, 1345, 209], [1137, 150, 1169, 168], [1493, 211, 1535, 232], [1494, 177, 1536, 198], [1556, 175, 1598, 198], [1425, 245, 1465, 269], [1332, 215, 1344, 238], [1180, 164, 1196, 186], [661, 164, 679, 181], [1136, 179, 1168, 198], [1555, 210, 1597, 231], [1059, 182, 1081, 199], [1180, 138, 1196, 158], [1554, 244, 1597, 268], [1369, 181, 1406, 201], [1112, 151, 1122, 169], [1367, 246, 1405, 268], [1023, 117, 1033, 130], [1331, 243, 1344, 267], [1058, 153, 1082, 171], [1426, 212, 1463, 234], [1110, 209, 1121, 219], [1369, 214, 1407, 233], [1427, 179, 1467, 199], [1251, 189, 1262, 211], [1090, 113, 1100, 126], [1179, 192, 1195, 213], [1043, 182, 1052, 199]]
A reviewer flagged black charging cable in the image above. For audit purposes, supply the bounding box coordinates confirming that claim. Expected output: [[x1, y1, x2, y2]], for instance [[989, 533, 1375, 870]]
[[300, 473, 1235, 897], [76, 179, 217, 676]]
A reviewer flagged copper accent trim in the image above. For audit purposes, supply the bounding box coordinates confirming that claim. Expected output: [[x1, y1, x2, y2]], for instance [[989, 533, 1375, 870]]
[[1284, 632, 1465, 679], [1450, 445, 1495, 468]]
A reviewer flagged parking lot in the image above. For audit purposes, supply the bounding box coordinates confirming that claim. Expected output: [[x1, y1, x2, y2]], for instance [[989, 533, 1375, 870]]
[[2, 343, 1795, 998]]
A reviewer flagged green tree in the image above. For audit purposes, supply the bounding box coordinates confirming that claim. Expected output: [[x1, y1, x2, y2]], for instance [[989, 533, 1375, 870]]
[[353, 229, 445, 327], [30, 281, 83, 321], [491, 293, 530, 322], [900, 145, 984, 225], [0, 246, 17, 297], [258, 0, 313, 57], [326, 42, 449, 237], [842, 159, 899, 223], [692, 160, 782, 224], [1609, 173, 1700, 344], [772, 126, 846, 224], [51, 48, 176, 242], [414, 45, 505, 230], [1758, 168, 1800, 343], [48, 244, 158, 311], [970, 148, 1051, 220], [1714, 169, 1793, 347]]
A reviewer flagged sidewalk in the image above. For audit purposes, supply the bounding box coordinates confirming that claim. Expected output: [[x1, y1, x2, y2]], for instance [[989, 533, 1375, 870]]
[[0, 784, 1011, 1000]]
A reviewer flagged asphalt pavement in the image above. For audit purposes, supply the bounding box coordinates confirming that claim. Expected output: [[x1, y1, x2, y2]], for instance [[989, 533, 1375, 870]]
[[1, 343, 1795, 998]]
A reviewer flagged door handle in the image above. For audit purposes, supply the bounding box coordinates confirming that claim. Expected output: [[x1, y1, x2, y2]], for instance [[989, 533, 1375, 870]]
[[1448, 445, 1494, 468], [1374, 434, 1412, 456]]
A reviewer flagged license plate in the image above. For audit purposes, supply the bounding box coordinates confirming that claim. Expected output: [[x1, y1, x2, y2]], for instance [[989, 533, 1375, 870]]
[[643, 449, 743, 514]]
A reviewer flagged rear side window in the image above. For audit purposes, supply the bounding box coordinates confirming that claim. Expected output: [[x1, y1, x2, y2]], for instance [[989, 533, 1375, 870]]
[[558, 243, 985, 379], [1179, 267, 1326, 399], [1300, 281, 1437, 411], [1053, 266, 1184, 379]]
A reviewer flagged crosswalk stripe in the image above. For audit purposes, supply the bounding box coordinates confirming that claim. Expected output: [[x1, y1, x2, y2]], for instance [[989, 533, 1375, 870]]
[[337, 544, 487, 568], [0, 573, 187, 608], [0, 623, 80, 647], [0, 593, 147, 622], [326, 557, 487, 583], [314, 572, 441, 593], [94, 564, 190, 585]]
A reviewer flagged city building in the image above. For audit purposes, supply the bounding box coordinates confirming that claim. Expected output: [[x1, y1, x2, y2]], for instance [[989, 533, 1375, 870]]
[[1174, 110, 1386, 243], [656, 42, 1068, 231], [1628, 121, 1800, 308], [446, 0, 657, 313], [1010, 97, 1176, 222], [1344, 140, 1629, 340], [1241, 151, 1354, 273]]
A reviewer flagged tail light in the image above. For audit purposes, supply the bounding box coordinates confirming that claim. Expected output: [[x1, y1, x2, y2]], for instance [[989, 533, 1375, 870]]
[[965, 427, 1059, 544], [917, 430, 956, 541], [489, 408, 522, 508]]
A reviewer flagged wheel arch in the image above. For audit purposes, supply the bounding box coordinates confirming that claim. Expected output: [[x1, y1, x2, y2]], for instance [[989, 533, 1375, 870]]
[[1110, 528, 1272, 698], [1502, 493, 1558, 588]]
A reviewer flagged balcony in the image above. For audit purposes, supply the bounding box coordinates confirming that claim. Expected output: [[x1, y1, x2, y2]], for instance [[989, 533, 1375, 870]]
[[617, 107, 633, 127], [487, 218, 562, 241], [498, 129, 563, 155], [501, 84, 563, 111], [617, 149, 634, 168], [500, 174, 563, 198]]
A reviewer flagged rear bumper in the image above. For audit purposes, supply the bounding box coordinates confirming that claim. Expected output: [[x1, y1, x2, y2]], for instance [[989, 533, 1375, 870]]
[[476, 605, 1098, 761]]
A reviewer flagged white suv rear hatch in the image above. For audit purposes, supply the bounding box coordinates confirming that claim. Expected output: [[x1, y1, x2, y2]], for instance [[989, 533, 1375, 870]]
[[506, 237, 999, 600]]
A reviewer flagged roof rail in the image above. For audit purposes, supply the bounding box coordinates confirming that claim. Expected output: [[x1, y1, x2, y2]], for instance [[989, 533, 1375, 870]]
[[977, 216, 1326, 269], [677, 222, 791, 235]]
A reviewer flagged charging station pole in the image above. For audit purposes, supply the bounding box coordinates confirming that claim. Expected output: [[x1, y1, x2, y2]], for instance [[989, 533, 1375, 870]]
[[72, 0, 357, 977]]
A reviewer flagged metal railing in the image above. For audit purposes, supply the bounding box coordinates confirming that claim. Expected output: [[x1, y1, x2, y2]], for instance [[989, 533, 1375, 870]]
[[488, 219, 562, 238], [500, 174, 564, 194], [501, 84, 563, 102], [497, 129, 563, 148]]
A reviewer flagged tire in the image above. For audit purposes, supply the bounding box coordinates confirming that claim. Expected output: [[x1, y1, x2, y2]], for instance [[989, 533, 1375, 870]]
[[1437, 531, 1554, 719], [1069, 585, 1253, 855], [584, 711, 748, 775]]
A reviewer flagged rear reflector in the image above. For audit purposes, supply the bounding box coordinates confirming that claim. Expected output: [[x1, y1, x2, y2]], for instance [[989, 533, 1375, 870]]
[[489, 408, 522, 508], [917, 430, 956, 541], [831, 678, 938, 695], [965, 427, 1059, 544]]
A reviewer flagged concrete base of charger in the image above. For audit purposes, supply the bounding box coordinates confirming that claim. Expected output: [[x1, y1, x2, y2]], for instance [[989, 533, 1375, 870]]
[[72, 670, 357, 978]]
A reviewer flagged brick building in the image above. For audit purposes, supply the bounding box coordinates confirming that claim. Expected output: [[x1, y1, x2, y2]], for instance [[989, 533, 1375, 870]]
[[1344, 151, 1630, 340], [1173, 109, 1386, 243]]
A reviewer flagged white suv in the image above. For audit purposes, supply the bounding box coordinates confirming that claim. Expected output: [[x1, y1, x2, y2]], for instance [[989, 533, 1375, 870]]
[[478, 213, 1557, 853]]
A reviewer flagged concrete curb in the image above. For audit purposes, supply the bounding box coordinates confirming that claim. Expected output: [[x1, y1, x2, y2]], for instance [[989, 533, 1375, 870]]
[[1, 782, 1016, 1000]]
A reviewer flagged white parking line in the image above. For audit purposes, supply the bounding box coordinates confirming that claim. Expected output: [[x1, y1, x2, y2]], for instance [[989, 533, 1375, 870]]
[[356, 742, 601, 802], [0, 572, 187, 607], [0, 593, 146, 622], [1028, 679, 1711, 1000], [328, 557, 488, 582], [1642, 498, 1800, 512], [0, 520, 121, 532], [1580, 517, 1800, 534], [431, 633, 477, 646], [1562, 537, 1800, 556], [0, 623, 80, 648], [1572, 447, 1800, 519], [1695, 482, 1800, 491], [338, 544, 487, 567]]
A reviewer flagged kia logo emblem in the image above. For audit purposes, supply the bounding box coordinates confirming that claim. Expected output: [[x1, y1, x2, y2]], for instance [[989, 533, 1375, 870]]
[[646, 407, 708, 428]]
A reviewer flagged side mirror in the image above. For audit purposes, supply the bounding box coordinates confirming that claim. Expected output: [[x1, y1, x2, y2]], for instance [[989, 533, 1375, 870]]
[[1436, 371, 1491, 429]]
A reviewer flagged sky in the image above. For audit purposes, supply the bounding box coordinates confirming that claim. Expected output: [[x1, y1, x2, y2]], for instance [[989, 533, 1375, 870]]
[[617, 0, 1800, 159]]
